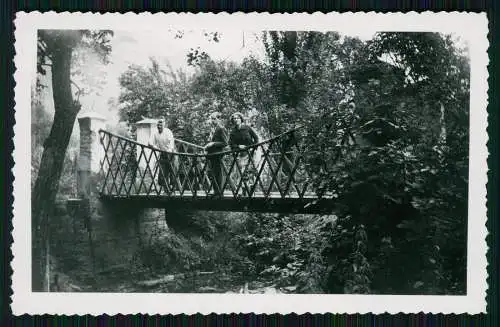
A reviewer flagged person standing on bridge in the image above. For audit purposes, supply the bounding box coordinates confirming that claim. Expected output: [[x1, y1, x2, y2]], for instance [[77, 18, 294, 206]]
[[229, 112, 259, 194], [148, 118, 177, 191], [204, 112, 229, 196]]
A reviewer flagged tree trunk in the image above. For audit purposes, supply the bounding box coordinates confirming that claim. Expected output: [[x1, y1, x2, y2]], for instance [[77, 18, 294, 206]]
[[32, 31, 81, 291], [439, 102, 447, 145]]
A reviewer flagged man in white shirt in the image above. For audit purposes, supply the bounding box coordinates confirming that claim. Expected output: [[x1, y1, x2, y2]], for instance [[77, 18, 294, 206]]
[[148, 119, 177, 191], [149, 119, 175, 151]]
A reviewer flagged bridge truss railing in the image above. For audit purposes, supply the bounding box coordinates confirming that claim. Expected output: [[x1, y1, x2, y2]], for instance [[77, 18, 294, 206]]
[[98, 128, 315, 199]]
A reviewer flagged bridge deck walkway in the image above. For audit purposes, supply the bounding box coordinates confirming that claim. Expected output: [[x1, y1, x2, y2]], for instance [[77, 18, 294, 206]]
[[100, 191, 336, 214]]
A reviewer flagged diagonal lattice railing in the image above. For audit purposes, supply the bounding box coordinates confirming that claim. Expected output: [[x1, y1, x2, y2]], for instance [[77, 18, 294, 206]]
[[98, 127, 319, 200]]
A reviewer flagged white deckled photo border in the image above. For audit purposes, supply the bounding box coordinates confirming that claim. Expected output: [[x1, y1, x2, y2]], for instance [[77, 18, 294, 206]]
[[12, 11, 489, 315]]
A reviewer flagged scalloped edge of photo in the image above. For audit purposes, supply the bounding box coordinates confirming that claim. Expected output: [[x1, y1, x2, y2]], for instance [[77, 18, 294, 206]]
[[11, 11, 489, 315]]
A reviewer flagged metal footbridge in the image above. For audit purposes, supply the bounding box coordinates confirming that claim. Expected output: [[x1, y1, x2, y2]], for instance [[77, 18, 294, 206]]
[[98, 128, 336, 214]]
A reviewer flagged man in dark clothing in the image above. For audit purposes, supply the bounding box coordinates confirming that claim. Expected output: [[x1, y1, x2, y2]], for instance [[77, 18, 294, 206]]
[[204, 112, 228, 196], [228, 112, 259, 194]]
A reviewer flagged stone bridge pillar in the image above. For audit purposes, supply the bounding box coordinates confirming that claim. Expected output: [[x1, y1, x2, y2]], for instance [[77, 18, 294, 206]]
[[77, 112, 107, 198], [135, 118, 158, 169], [71, 114, 201, 276]]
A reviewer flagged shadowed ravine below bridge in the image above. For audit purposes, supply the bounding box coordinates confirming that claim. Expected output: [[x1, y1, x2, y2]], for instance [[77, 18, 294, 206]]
[[62, 271, 286, 294], [49, 202, 320, 294], [51, 246, 293, 294]]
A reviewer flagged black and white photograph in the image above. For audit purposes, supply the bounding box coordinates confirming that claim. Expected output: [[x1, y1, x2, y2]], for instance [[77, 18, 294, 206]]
[[13, 12, 488, 314]]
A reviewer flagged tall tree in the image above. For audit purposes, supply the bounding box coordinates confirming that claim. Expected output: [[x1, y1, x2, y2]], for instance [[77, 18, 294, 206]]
[[326, 32, 470, 293], [32, 30, 112, 291]]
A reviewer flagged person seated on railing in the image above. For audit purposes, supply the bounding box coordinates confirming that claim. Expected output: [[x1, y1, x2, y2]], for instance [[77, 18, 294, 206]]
[[148, 118, 178, 191], [229, 112, 259, 194], [204, 112, 229, 196]]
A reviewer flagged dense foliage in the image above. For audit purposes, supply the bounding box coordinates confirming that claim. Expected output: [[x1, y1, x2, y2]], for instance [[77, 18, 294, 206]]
[[113, 31, 470, 294], [33, 31, 469, 294]]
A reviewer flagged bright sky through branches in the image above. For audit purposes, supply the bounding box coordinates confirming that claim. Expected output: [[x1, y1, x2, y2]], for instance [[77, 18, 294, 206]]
[[80, 29, 470, 123]]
